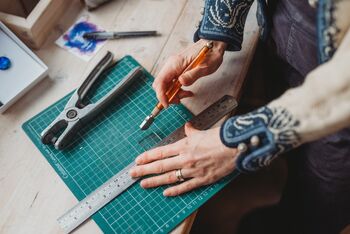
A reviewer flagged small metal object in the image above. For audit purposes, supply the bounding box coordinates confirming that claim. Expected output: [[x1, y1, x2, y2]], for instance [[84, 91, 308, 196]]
[[83, 31, 158, 40], [237, 143, 248, 154], [175, 169, 185, 182], [0, 56, 11, 70], [206, 41, 214, 49], [140, 105, 161, 130], [66, 110, 77, 119], [139, 114, 155, 130], [40, 51, 144, 150], [250, 135, 260, 147], [57, 95, 237, 233], [140, 41, 214, 130], [308, 0, 318, 8]]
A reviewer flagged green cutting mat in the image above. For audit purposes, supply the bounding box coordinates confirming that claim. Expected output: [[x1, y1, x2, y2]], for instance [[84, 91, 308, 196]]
[[22, 55, 239, 233]]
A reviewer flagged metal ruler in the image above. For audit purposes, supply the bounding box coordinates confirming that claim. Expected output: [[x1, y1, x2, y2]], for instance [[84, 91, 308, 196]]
[[57, 95, 237, 233]]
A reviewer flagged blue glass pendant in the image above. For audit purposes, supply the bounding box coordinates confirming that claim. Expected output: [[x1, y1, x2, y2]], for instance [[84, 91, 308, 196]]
[[0, 56, 11, 70]]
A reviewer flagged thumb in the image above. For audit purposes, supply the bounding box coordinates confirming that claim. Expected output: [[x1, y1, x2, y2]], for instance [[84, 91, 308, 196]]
[[178, 66, 208, 86], [184, 122, 199, 136]]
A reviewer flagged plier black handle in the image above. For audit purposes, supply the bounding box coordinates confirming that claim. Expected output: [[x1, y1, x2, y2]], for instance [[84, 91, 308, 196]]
[[41, 51, 143, 150]]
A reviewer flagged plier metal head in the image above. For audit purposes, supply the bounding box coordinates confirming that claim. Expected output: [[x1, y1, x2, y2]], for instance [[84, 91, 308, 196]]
[[40, 51, 143, 150]]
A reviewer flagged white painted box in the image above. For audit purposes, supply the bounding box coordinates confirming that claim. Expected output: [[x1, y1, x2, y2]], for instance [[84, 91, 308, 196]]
[[0, 21, 48, 113]]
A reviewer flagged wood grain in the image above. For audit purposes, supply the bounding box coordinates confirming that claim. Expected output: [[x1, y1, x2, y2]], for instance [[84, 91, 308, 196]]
[[0, 0, 259, 233], [0, 0, 26, 17], [0, 0, 72, 49], [19, 0, 39, 15], [153, 0, 259, 120]]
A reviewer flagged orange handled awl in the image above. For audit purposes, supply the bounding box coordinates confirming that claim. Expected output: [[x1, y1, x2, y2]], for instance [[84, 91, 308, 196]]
[[140, 40, 213, 130]]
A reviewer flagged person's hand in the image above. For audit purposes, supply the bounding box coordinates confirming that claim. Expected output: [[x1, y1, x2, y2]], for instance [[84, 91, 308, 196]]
[[153, 39, 227, 107], [129, 123, 237, 196]]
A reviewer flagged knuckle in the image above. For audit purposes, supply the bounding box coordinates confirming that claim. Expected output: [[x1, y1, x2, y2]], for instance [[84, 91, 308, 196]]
[[131, 170, 138, 177], [158, 150, 165, 159], [187, 73, 195, 82], [167, 172, 174, 182], [185, 183, 193, 191], [182, 153, 196, 168], [207, 174, 218, 184], [185, 157, 196, 168], [182, 76, 193, 86], [213, 174, 220, 182], [183, 138, 190, 147], [199, 178, 209, 186], [197, 168, 205, 177], [141, 153, 149, 161], [172, 189, 180, 196], [202, 177, 211, 185], [170, 54, 182, 63], [156, 91, 162, 99], [152, 82, 157, 89], [192, 153, 202, 162], [156, 94, 165, 103], [136, 168, 143, 176], [201, 66, 210, 75], [156, 162, 164, 174], [181, 73, 190, 81], [148, 179, 157, 187]]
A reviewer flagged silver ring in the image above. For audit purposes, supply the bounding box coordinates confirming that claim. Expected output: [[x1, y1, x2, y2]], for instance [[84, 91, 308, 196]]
[[175, 169, 185, 182]]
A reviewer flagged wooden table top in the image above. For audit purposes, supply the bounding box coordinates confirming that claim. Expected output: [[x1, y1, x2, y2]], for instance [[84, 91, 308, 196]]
[[0, 0, 258, 233]]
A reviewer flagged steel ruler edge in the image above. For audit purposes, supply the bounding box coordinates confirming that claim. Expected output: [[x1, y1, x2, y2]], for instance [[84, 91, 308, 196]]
[[57, 95, 238, 233]]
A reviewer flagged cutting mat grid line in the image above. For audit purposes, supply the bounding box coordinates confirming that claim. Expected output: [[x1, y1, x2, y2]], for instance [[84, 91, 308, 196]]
[[22, 56, 239, 233]]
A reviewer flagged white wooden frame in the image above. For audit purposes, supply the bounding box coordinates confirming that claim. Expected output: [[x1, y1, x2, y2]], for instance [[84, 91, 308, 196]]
[[0, 21, 48, 113], [0, 0, 72, 49]]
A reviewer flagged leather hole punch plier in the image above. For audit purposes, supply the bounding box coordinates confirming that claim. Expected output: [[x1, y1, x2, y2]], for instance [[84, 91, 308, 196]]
[[41, 51, 143, 150]]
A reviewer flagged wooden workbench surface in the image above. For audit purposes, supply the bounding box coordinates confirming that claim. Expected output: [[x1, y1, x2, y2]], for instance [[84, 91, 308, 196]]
[[0, 0, 258, 233]]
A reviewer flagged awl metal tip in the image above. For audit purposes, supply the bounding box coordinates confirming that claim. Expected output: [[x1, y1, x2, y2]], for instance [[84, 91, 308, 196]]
[[140, 115, 154, 130]]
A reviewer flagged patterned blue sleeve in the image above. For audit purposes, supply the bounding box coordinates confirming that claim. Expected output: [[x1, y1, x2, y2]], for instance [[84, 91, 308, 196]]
[[194, 0, 255, 51], [220, 106, 301, 173]]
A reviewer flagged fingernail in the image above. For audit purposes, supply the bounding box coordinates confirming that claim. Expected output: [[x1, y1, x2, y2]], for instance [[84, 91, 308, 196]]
[[135, 156, 142, 164], [163, 190, 170, 196], [140, 180, 147, 188], [129, 168, 136, 177]]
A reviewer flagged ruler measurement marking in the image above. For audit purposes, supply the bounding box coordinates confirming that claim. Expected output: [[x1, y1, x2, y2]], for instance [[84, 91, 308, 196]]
[[57, 96, 237, 233]]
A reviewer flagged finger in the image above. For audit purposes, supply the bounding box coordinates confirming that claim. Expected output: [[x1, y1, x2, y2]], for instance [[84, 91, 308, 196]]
[[184, 122, 199, 136], [178, 66, 208, 86], [140, 171, 178, 188], [140, 168, 194, 188], [163, 178, 204, 196], [154, 58, 184, 108], [171, 96, 181, 104], [177, 90, 194, 99], [168, 90, 193, 105], [130, 155, 185, 177], [135, 142, 181, 165], [153, 81, 169, 108]]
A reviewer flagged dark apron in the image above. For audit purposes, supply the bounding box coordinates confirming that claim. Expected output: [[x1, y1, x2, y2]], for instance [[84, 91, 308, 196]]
[[236, 1, 350, 233], [267, 1, 350, 233]]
